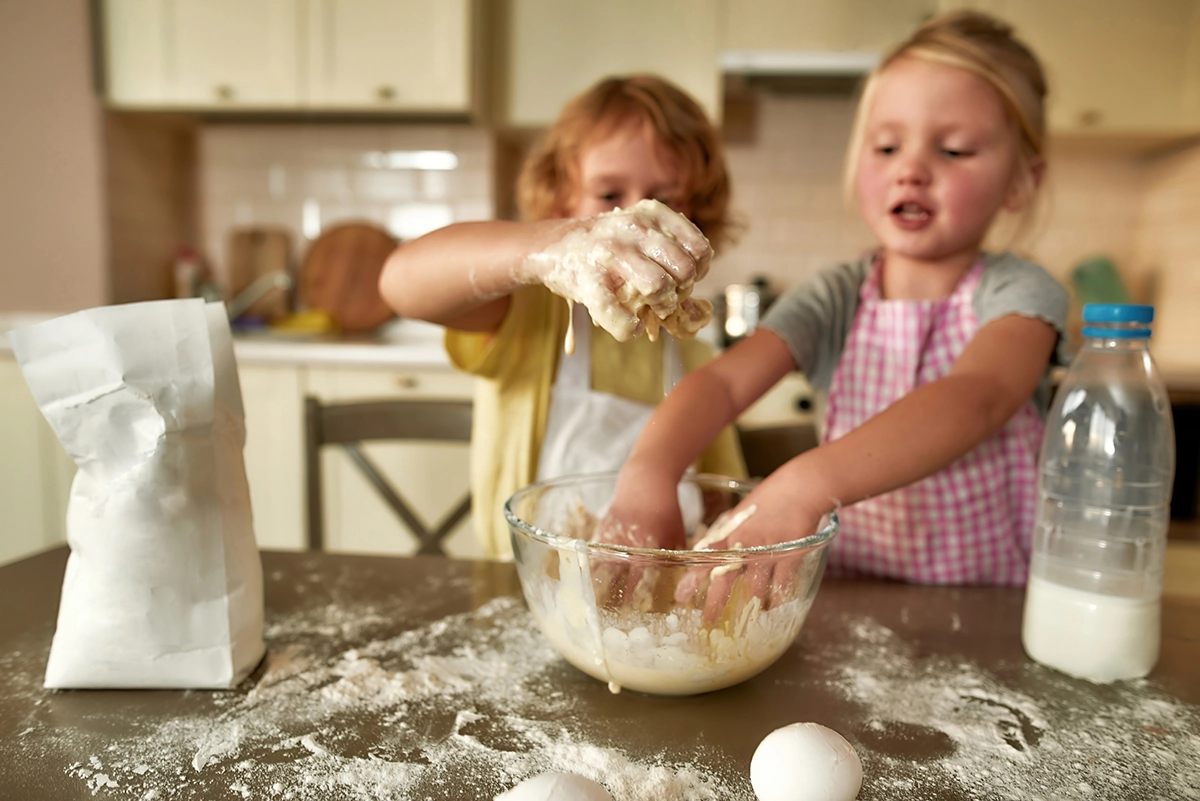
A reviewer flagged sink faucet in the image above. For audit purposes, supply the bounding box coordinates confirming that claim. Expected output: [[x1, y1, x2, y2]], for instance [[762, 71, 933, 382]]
[[226, 272, 293, 321]]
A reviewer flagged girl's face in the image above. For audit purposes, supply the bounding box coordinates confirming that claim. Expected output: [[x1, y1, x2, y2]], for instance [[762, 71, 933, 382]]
[[567, 119, 690, 219], [855, 58, 1029, 269]]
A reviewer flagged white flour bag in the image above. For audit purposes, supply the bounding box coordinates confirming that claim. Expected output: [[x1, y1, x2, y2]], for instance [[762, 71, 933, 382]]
[[10, 299, 265, 689]]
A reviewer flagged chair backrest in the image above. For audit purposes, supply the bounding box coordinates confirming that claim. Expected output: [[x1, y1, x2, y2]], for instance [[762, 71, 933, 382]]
[[737, 422, 819, 479], [304, 396, 473, 555]]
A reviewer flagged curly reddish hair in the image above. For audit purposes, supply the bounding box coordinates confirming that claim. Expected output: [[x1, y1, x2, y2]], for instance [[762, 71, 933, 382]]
[[516, 74, 735, 253]]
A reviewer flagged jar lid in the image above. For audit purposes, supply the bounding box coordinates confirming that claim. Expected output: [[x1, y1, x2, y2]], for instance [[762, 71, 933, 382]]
[[1082, 303, 1154, 323]]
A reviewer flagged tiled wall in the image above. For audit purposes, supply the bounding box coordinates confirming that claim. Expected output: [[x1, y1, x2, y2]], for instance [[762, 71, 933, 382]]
[[199, 124, 494, 290]]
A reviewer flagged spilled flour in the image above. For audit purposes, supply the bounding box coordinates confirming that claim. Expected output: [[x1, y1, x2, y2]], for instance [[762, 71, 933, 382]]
[[4, 564, 1198, 800], [22, 593, 744, 800], [829, 618, 1200, 800]]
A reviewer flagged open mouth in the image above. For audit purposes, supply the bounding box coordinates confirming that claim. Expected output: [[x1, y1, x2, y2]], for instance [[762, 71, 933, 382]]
[[892, 201, 931, 222]]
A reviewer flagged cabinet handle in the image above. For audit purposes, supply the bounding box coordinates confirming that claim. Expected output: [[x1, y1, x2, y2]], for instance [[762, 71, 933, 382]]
[[215, 84, 235, 102], [395, 375, 419, 390], [795, 397, 813, 413], [376, 85, 397, 102], [1078, 109, 1103, 128]]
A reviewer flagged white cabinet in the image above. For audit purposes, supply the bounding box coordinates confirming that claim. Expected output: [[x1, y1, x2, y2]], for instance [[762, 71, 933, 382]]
[[0, 358, 73, 567], [240, 365, 307, 551], [503, 0, 722, 126], [942, 0, 1200, 134], [103, 0, 301, 109], [101, 0, 475, 113], [723, 0, 934, 52], [306, 0, 472, 111], [305, 366, 481, 560]]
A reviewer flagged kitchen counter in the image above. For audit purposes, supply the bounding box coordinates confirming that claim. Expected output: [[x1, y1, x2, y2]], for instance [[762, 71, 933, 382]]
[[0, 312, 454, 369], [1, 547, 1197, 800]]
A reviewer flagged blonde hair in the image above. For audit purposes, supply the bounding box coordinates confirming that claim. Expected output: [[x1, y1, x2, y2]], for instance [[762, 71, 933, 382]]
[[516, 74, 735, 252], [844, 10, 1048, 243]]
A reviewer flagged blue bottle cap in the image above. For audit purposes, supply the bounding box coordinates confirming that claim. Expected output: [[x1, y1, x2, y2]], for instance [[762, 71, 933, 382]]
[[1082, 303, 1154, 323], [1082, 304, 1153, 339]]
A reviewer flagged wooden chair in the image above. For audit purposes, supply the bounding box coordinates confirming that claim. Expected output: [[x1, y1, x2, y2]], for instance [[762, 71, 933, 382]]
[[737, 422, 819, 479], [304, 396, 473, 555]]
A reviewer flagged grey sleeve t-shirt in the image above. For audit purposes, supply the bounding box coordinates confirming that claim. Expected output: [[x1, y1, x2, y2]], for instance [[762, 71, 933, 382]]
[[760, 252, 1069, 416]]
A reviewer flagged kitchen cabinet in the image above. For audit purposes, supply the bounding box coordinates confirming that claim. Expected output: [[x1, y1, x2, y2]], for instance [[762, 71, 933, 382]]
[[739, 372, 816, 428], [502, 0, 722, 126], [0, 358, 72, 567], [103, 0, 301, 109], [305, 366, 481, 559], [100, 0, 475, 113], [306, 0, 473, 112], [722, 0, 934, 53], [240, 365, 307, 552], [941, 0, 1200, 134]]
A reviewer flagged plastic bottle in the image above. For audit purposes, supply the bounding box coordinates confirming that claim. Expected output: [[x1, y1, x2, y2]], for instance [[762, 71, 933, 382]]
[[1022, 304, 1175, 683]]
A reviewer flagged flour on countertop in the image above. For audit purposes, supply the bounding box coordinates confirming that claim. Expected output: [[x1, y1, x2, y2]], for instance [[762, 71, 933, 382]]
[[25, 594, 748, 801], [830, 618, 1200, 801]]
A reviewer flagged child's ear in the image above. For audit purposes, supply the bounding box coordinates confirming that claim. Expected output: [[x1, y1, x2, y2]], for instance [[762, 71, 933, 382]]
[[1005, 155, 1045, 212]]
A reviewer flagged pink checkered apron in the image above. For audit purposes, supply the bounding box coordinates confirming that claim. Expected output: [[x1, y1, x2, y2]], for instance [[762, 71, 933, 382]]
[[822, 259, 1043, 585]]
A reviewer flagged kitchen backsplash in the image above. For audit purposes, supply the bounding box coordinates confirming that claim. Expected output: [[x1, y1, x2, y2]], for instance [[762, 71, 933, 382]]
[[199, 124, 494, 289]]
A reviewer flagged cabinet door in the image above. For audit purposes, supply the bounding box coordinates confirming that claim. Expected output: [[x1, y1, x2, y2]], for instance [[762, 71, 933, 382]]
[[505, 0, 722, 126], [307, 0, 472, 111], [723, 0, 934, 52], [0, 359, 72, 566], [102, 0, 300, 108], [171, 0, 301, 107], [942, 0, 1199, 133], [103, 0, 170, 105], [305, 367, 482, 560], [240, 365, 306, 551]]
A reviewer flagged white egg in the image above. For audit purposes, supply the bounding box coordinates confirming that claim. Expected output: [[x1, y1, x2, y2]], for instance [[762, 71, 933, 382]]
[[495, 772, 614, 801], [750, 722, 863, 801]]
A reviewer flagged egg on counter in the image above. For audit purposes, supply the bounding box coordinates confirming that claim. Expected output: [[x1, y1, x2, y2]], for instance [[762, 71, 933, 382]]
[[494, 772, 614, 801], [751, 722, 863, 801]]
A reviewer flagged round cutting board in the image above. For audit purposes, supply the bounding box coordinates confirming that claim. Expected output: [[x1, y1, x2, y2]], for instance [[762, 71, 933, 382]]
[[298, 222, 398, 333]]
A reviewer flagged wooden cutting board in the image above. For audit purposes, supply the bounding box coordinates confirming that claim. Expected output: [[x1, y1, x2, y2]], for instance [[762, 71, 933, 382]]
[[227, 227, 292, 320], [298, 222, 398, 333]]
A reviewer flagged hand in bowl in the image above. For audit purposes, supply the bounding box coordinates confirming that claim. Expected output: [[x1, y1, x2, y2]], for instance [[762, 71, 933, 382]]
[[590, 470, 688, 610], [676, 476, 830, 626]]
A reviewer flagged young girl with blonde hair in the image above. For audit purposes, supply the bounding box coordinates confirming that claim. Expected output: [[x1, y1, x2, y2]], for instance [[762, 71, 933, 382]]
[[608, 11, 1068, 604], [380, 75, 744, 558]]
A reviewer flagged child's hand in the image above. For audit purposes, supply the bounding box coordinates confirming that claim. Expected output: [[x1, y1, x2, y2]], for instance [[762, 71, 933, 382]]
[[676, 474, 830, 626], [524, 199, 714, 342], [590, 468, 688, 610]]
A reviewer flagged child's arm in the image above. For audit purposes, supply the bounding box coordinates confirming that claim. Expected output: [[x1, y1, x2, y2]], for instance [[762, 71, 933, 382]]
[[378, 201, 712, 339], [708, 313, 1060, 550], [603, 328, 798, 548]]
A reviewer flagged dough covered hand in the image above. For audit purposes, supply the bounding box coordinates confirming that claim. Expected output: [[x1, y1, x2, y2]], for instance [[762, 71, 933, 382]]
[[522, 199, 714, 341]]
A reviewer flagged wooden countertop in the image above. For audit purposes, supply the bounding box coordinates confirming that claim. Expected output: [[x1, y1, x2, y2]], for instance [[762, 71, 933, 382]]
[[1, 548, 1197, 800]]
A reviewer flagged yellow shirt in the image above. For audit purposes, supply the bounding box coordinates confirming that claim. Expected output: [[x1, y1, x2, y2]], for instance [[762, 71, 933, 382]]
[[446, 286, 747, 558]]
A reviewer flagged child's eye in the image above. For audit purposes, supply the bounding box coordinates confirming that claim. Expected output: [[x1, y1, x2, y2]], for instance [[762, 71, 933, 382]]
[[874, 146, 897, 156], [597, 192, 620, 204], [942, 149, 974, 158]]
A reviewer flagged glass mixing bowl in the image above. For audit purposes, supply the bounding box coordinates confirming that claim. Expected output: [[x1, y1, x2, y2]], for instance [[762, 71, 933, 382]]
[[504, 472, 838, 696]]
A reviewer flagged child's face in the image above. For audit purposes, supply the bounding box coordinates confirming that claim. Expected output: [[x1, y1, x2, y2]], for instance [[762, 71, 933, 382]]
[[568, 120, 690, 219], [855, 58, 1026, 267]]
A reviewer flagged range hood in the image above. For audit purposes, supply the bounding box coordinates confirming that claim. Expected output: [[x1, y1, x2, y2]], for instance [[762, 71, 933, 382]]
[[720, 50, 878, 94], [720, 50, 880, 76]]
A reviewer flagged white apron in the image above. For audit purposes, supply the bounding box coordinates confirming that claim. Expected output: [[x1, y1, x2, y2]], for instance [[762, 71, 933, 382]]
[[537, 303, 684, 481]]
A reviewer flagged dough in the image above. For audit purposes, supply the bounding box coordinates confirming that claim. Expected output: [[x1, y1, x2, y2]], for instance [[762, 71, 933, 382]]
[[495, 772, 614, 801], [750, 723, 862, 801]]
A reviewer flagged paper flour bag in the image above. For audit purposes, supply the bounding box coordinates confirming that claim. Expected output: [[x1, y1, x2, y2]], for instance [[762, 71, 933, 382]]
[[10, 299, 265, 689]]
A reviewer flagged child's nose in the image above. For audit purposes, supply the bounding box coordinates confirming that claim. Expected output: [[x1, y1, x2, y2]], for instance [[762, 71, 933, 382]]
[[894, 153, 931, 185]]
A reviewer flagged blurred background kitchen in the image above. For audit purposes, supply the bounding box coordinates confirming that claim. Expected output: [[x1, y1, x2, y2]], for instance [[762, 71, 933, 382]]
[[2, 1, 1198, 568]]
